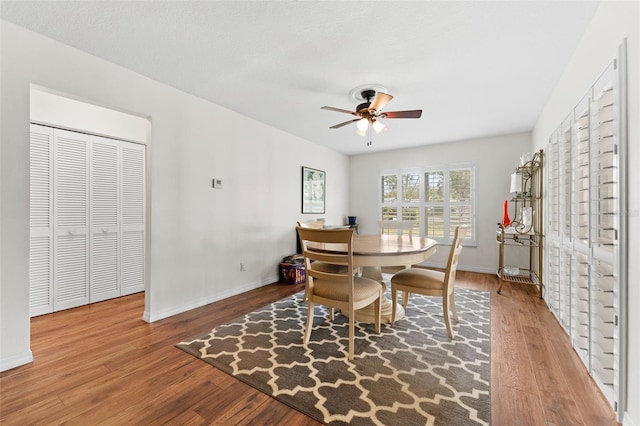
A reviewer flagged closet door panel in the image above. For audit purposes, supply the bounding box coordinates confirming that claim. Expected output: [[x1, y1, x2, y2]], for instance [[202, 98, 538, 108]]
[[91, 232, 119, 302], [54, 233, 89, 310], [122, 230, 145, 295], [54, 129, 89, 311], [121, 143, 145, 295], [90, 137, 120, 302], [29, 125, 54, 316]]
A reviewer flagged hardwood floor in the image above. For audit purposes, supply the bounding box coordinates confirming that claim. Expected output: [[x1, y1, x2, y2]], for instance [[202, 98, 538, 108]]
[[0, 271, 618, 425]]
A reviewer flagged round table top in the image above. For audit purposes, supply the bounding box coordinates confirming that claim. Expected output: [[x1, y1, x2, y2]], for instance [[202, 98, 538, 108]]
[[308, 234, 437, 257]]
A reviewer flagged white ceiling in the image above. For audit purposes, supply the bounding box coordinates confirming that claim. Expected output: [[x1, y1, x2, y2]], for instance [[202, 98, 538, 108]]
[[1, 1, 600, 155]]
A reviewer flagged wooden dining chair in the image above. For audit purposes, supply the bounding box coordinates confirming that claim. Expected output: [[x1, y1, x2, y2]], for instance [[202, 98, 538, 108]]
[[297, 226, 382, 360], [379, 219, 415, 240], [390, 226, 467, 339], [297, 221, 349, 301]]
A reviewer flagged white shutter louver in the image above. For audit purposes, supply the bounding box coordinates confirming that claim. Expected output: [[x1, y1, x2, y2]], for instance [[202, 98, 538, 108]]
[[122, 146, 145, 226], [122, 230, 145, 295], [56, 135, 88, 228], [29, 125, 54, 315], [121, 144, 145, 295], [91, 232, 119, 301], [54, 234, 89, 310], [30, 129, 52, 229], [30, 235, 52, 316], [91, 139, 119, 227]]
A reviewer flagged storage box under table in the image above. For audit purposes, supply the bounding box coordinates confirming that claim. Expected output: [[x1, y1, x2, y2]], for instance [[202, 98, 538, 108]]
[[279, 262, 306, 284]]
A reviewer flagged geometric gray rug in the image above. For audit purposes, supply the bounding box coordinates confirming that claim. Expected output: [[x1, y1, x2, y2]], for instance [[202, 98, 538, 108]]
[[177, 286, 490, 426]]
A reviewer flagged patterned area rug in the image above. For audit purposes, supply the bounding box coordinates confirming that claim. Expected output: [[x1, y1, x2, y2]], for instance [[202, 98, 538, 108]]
[[177, 286, 491, 425]]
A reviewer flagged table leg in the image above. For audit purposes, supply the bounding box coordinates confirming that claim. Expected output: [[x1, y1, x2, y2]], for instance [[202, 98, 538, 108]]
[[354, 266, 405, 324]]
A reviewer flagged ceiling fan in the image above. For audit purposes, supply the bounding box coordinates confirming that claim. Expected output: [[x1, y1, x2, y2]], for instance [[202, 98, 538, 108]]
[[321, 88, 422, 138]]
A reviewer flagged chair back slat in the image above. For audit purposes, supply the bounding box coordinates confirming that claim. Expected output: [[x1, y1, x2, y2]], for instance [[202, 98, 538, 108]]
[[297, 220, 324, 229], [297, 227, 355, 289]]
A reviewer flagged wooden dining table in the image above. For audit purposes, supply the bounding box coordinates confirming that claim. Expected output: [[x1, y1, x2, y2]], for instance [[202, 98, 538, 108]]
[[308, 234, 437, 323]]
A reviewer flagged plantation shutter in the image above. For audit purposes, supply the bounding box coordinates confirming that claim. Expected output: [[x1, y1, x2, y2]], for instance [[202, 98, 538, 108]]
[[121, 143, 145, 295], [53, 129, 90, 311], [29, 125, 54, 316]]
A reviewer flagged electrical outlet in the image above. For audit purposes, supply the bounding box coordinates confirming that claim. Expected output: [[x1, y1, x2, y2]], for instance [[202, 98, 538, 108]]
[[240, 262, 246, 272]]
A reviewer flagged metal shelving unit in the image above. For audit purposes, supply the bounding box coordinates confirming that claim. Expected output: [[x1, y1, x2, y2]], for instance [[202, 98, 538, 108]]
[[496, 149, 544, 297]]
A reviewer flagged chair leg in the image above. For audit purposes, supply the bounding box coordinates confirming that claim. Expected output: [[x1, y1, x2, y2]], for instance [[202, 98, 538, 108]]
[[348, 307, 355, 360], [329, 307, 334, 321], [374, 292, 382, 334], [450, 292, 459, 323], [442, 295, 454, 339], [391, 287, 397, 324], [402, 290, 409, 309], [303, 301, 314, 344]]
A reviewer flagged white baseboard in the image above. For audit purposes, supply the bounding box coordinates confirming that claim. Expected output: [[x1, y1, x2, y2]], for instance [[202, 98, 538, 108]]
[[0, 350, 34, 372], [419, 262, 496, 275], [624, 412, 638, 426], [143, 275, 278, 323]]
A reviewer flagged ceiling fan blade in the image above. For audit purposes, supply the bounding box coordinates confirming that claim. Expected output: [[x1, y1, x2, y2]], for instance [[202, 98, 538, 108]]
[[383, 110, 423, 119], [321, 106, 357, 115], [330, 118, 360, 129], [369, 93, 393, 112]]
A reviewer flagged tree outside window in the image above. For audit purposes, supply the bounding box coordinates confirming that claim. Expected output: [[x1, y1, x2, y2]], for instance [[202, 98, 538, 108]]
[[381, 165, 475, 244]]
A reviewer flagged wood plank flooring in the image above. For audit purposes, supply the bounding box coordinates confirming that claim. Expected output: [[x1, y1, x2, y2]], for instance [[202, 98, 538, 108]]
[[0, 271, 618, 425]]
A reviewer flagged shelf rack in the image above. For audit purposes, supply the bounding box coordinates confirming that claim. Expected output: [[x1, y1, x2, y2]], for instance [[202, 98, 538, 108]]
[[496, 149, 544, 296]]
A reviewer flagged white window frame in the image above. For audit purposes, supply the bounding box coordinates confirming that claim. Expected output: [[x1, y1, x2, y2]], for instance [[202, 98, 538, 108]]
[[380, 163, 477, 246]]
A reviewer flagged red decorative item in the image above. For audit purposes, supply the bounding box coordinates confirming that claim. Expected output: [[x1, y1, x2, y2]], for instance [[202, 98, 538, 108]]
[[502, 200, 511, 227]]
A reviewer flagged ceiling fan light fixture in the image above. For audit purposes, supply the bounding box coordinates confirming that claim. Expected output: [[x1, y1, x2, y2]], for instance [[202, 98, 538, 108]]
[[356, 118, 369, 132], [372, 120, 385, 134]]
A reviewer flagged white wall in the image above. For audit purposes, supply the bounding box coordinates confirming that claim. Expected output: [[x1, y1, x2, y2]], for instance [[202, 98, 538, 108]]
[[531, 2, 639, 424], [349, 132, 531, 272], [0, 20, 349, 371]]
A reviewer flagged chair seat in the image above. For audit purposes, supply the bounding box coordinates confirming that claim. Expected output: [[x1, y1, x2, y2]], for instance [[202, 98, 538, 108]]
[[313, 276, 381, 302], [391, 267, 445, 290]]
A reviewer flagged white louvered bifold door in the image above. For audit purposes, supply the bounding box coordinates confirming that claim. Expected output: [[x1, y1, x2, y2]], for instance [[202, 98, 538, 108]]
[[90, 136, 121, 303], [29, 125, 54, 316], [30, 126, 146, 316], [120, 143, 145, 296], [53, 129, 90, 311]]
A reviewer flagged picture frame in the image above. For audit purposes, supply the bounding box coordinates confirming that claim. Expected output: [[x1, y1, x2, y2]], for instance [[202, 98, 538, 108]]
[[302, 166, 325, 214]]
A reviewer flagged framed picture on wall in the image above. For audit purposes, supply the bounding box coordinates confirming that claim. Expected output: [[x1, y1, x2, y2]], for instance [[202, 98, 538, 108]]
[[302, 166, 325, 213]]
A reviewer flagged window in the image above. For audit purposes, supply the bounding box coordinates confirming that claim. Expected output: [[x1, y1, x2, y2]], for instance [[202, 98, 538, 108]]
[[380, 165, 475, 244]]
